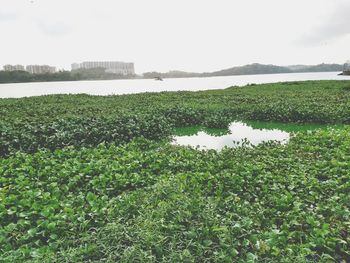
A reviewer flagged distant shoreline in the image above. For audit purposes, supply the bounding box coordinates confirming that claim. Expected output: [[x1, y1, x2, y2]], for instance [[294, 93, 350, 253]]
[[0, 63, 346, 84], [0, 70, 346, 85]]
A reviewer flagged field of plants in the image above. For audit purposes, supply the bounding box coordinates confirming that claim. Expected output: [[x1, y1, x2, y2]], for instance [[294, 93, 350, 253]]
[[0, 80, 350, 262]]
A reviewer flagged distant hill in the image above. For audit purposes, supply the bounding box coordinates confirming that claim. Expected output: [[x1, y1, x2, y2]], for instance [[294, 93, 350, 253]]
[[208, 63, 292, 76], [286, 63, 343, 73], [143, 63, 343, 79]]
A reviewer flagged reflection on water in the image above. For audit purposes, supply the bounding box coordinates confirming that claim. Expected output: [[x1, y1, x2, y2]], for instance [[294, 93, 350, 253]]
[[172, 121, 342, 150]]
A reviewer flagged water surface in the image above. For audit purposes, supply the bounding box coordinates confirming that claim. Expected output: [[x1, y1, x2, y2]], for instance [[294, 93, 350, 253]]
[[172, 121, 342, 150], [0, 72, 348, 98]]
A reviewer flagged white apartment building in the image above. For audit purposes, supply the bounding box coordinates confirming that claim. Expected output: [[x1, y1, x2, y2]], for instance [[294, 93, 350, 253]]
[[26, 65, 56, 74], [71, 61, 135, 75], [3, 64, 25, 71]]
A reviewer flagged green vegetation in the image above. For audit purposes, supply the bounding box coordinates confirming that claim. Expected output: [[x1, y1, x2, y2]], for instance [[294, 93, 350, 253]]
[[174, 126, 230, 137], [1, 80, 350, 262], [0, 70, 79, 83], [0, 68, 136, 84], [244, 120, 345, 133], [2, 131, 350, 262], [1, 80, 349, 157], [70, 68, 136, 80]]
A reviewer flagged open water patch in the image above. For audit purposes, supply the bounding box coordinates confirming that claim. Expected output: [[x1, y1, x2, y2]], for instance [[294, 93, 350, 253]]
[[172, 121, 342, 150]]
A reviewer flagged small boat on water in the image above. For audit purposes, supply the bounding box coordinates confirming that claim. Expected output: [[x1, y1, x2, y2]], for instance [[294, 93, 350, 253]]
[[154, 76, 163, 81]]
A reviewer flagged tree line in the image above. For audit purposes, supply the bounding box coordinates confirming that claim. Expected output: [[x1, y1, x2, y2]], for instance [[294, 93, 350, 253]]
[[0, 68, 136, 84]]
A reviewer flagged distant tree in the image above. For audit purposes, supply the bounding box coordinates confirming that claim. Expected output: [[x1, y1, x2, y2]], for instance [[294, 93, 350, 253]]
[[0, 68, 136, 84]]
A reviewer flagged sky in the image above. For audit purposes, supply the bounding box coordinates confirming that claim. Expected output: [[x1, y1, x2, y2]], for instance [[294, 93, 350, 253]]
[[0, 0, 349, 74]]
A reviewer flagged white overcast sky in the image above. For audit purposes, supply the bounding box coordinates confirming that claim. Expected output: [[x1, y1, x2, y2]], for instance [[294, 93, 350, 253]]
[[0, 0, 349, 73]]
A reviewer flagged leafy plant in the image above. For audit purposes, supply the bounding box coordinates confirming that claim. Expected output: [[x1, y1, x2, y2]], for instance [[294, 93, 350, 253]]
[[1, 128, 350, 262], [1, 80, 350, 156], [1, 80, 350, 262]]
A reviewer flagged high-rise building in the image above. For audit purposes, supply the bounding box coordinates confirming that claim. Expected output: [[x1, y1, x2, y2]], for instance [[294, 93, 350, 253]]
[[71, 61, 135, 75], [26, 65, 56, 74], [3, 64, 25, 71]]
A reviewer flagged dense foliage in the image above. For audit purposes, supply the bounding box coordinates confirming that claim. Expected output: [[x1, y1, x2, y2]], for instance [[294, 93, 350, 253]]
[[1, 129, 350, 262], [70, 68, 136, 80], [1, 80, 350, 262], [2, 80, 349, 124], [1, 81, 350, 157], [0, 115, 172, 157], [0, 71, 79, 83], [0, 69, 135, 84]]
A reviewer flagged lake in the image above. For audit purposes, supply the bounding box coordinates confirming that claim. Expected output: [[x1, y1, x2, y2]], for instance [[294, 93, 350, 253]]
[[0, 71, 348, 98], [172, 121, 343, 150]]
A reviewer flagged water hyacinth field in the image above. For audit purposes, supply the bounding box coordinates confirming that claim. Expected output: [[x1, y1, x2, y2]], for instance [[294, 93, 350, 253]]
[[1, 80, 350, 262]]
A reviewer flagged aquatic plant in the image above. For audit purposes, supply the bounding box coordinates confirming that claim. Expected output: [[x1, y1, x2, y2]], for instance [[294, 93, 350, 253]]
[[0, 128, 349, 262], [1, 80, 350, 261], [0, 80, 349, 156]]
